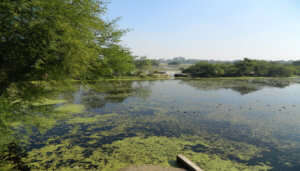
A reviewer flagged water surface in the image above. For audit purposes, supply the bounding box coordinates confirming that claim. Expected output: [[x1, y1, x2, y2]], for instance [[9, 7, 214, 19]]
[[1, 78, 300, 170]]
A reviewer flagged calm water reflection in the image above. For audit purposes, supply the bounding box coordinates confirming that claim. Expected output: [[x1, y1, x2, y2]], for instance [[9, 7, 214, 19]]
[[1, 78, 300, 170]]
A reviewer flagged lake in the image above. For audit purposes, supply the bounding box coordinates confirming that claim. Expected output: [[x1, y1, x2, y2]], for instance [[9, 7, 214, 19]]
[[1, 78, 300, 170]]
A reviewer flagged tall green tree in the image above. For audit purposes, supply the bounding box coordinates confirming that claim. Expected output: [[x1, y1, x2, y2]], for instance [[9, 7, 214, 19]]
[[0, 0, 134, 94], [93, 44, 135, 77]]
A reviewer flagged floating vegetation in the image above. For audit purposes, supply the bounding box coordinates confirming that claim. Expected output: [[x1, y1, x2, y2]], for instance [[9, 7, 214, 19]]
[[1, 79, 300, 170], [66, 113, 119, 124], [54, 104, 85, 114], [32, 98, 67, 106], [23, 136, 271, 171]]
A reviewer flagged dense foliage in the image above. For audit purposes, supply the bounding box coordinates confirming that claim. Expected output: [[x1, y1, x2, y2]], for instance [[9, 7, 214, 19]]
[[133, 57, 160, 76], [183, 58, 299, 77], [0, 0, 136, 95]]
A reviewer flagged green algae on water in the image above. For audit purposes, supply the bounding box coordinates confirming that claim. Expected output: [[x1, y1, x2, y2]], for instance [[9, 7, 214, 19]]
[[32, 98, 67, 106], [23, 136, 271, 171], [54, 104, 85, 114], [66, 113, 119, 124], [2, 79, 300, 170]]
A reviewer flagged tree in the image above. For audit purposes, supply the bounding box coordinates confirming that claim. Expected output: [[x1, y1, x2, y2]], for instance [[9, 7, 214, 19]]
[[134, 57, 153, 74], [99, 45, 135, 77], [0, 0, 135, 94], [268, 65, 294, 77], [253, 62, 270, 76], [182, 59, 296, 78], [234, 58, 255, 76], [183, 62, 224, 77]]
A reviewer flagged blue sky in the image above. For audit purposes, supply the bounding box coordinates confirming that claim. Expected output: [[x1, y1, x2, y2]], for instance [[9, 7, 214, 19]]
[[107, 0, 300, 60]]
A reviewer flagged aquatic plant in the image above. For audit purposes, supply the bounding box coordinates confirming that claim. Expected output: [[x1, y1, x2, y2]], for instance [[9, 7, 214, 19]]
[[54, 104, 85, 114]]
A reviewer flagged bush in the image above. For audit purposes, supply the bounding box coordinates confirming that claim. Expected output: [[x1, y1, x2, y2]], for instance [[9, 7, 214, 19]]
[[183, 59, 297, 77]]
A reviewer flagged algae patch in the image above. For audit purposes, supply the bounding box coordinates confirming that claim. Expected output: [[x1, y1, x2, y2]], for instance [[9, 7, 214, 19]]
[[66, 113, 118, 124], [23, 136, 271, 171], [32, 98, 67, 106], [89, 136, 271, 171], [54, 104, 85, 114]]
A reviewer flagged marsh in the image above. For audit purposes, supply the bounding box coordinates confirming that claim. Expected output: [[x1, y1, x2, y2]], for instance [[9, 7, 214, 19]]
[[1, 78, 300, 170]]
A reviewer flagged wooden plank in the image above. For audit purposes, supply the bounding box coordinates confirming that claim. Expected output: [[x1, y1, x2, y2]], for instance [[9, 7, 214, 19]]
[[176, 154, 204, 171], [120, 165, 185, 171]]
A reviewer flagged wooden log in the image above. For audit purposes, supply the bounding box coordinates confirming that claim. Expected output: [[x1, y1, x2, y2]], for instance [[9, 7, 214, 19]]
[[176, 154, 204, 171]]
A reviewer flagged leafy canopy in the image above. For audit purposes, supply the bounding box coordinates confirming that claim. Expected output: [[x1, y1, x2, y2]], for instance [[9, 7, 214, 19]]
[[0, 0, 136, 94]]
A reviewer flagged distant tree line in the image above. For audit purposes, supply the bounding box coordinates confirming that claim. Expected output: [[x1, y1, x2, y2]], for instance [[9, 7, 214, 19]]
[[162, 57, 300, 67], [134, 57, 159, 69], [183, 58, 300, 77], [164, 57, 200, 65], [162, 57, 235, 65]]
